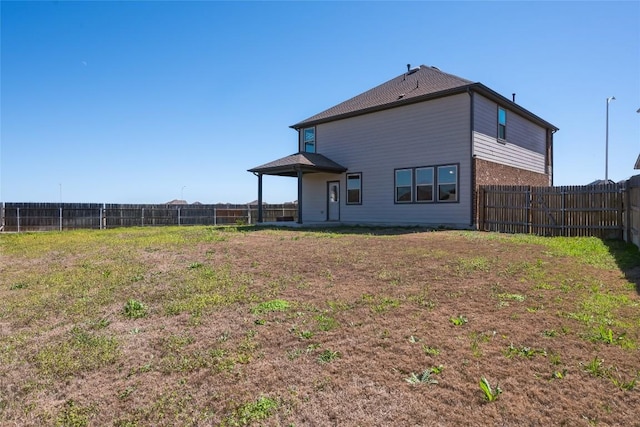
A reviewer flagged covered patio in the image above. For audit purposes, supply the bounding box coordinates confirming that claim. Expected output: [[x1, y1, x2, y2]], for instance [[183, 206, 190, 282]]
[[248, 152, 347, 224]]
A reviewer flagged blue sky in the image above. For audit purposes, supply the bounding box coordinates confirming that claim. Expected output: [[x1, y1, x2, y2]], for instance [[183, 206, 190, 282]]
[[1, 1, 639, 204]]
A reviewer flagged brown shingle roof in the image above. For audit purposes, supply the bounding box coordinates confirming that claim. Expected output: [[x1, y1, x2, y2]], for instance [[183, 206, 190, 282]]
[[292, 65, 473, 128], [291, 64, 558, 132], [248, 152, 347, 177]]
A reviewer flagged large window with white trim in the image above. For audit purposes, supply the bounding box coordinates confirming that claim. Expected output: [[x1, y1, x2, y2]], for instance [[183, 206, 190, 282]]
[[394, 164, 458, 204], [346, 173, 362, 204]]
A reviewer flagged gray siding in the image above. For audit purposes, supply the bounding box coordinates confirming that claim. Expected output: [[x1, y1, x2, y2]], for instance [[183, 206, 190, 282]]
[[473, 132, 546, 174], [302, 173, 334, 222], [473, 94, 546, 155], [303, 93, 472, 227]]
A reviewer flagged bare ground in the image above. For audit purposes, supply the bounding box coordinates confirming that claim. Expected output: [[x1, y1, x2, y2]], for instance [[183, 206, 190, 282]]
[[0, 227, 639, 426]]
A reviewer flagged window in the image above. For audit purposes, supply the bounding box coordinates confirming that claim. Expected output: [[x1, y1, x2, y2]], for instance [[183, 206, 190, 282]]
[[437, 165, 458, 202], [394, 164, 458, 203], [346, 173, 362, 204], [498, 107, 507, 140], [415, 167, 434, 202], [395, 169, 412, 203], [303, 127, 316, 153]]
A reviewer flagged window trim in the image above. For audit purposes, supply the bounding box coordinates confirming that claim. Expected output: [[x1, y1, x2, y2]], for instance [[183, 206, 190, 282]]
[[498, 107, 507, 141], [302, 127, 316, 153], [394, 163, 459, 204], [346, 172, 362, 205], [394, 168, 413, 203]]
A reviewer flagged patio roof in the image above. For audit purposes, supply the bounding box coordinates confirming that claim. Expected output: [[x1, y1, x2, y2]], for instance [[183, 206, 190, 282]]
[[248, 152, 347, 177]]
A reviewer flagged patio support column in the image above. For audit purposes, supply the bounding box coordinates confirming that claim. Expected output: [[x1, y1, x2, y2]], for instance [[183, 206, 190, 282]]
[[256, 173, 263, 223], [297, 168, 303, 224]]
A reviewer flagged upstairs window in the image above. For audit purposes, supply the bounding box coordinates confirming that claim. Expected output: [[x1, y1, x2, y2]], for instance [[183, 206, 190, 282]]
[[303, 127, 316, 153], [498, 107, 507, 140], [395, 169, 413, 203], [346, 173, 362, 204]]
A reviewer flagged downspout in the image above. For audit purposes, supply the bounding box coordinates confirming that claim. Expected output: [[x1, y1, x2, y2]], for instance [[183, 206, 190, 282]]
[[468, 88, 476, 228], [550, 129, 557, 186]]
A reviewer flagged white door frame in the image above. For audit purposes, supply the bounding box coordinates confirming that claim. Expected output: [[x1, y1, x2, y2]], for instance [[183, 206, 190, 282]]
[[327, 180, 340, 221]]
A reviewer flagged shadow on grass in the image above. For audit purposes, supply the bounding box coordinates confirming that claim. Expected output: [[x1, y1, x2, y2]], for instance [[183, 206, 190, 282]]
[[231, 224, 451, 237], [602, 239, 640, 295]]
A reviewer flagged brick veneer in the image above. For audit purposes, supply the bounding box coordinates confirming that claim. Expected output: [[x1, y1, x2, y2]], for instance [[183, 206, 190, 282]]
[[473, 158, 551, 227], [474, 158, 550, 187]]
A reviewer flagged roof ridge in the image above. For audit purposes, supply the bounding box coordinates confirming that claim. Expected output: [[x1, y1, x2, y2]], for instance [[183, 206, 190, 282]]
[[292, 64, 473, 128]]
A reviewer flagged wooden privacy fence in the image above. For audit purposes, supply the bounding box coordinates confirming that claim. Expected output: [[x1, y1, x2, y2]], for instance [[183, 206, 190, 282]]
[[0, 203, 298, 232], [625, 175, 640, 247], [478, 184, 624, 239]]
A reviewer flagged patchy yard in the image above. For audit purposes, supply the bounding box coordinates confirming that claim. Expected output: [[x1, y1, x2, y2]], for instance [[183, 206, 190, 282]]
[[0, 226, 639, 426]]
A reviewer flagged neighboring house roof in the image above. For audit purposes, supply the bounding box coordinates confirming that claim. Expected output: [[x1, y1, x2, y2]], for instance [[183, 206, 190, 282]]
[[291, 64, 558, 132], [634, 154, 640, 170], [587, 179, 617, 186], [248, 152, 347, 177]]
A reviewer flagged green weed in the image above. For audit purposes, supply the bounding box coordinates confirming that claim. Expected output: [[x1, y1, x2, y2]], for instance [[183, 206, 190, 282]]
[[123, 299, 147, 319], [504, 343, 546, 359], [479, 377, 502, 402], [317, 349, 341, 363], [449, 315, 468, 326], [223, 396, 280, 426], [497, 293, 526, 302], [315, 314, 339, 332], [470, 331, 494, 357], [56, 399, 93, 427], [361, 293, 400, 313], [452, 256, 491, 275], [251, 299, 290, 315], [609, 371, 639, 391], [581, 356, 608, 378], [422, 345, 441, 356], [405, 365, 443, 385]]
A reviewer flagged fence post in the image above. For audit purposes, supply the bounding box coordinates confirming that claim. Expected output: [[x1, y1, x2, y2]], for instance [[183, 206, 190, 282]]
[[60, 207, 63, 231], [561, 189, 566, 237], [247, 206, 251, 224], [625, 182, 631, 242], [142, 208, 145, 227], [214, 208, 217, 225], [478, 187, 485, 231], [526, 187, 531, 234], [17, 207, 20, 233], [178, 208, 181, 226]]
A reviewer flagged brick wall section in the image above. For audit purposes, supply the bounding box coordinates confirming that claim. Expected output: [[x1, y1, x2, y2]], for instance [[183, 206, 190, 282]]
[[473, 158, 551, 227], [474, 158, 550, 187]]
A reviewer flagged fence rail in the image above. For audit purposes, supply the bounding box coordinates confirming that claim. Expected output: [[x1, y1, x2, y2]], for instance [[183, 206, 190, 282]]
[[0, 203, 298, 232], [478, 184, 624, 239]]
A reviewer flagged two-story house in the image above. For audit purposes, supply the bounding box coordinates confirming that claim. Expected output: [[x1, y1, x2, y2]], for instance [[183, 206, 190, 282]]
[[249, 64, 558, 228]]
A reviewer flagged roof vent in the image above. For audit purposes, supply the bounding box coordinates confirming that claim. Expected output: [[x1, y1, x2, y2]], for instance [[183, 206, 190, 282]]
[[406, 63, 420, 75], [431, 66, 440, 71]]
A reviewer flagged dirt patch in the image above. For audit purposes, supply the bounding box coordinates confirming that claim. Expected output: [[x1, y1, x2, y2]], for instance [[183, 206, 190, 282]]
[[0, 228, 638, 426]]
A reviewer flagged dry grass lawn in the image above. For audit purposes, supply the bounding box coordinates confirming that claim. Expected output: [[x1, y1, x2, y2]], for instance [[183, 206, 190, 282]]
[[1, 226, 639, 426]]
